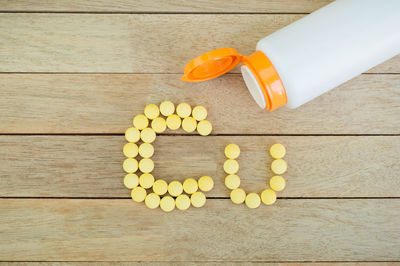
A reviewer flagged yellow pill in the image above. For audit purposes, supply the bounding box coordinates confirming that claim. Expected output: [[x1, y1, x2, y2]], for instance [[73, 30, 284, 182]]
[[145, 193, 160, 209], [125, 127, 140, 143], [192, 105, 207, 121], [160, 101, 175, 116], [176, 194, 191, 210], [139, 173, 155, 189], [123, 143, 139, 158], [168, 181, 183, 197], [182, 117, 197, 133], [160, 196, 175, 212], [230, 188, 246, 204], [261, 189, 277, 205], [166, 114, 181, 130], [270, 143, 286, 159], [153, 179, 168, 195], [270, 175, 286, 191], [144, 104, 160, 120], [198, 176, 214, 192], [138, 143, 154, 158], [225, 174, 240, 190], [176, 102, 192, 118], [140, 128, 156, 143], [124, 173, 139, 189], [139, 158, 154, 173], [197, 120, 212, 136], [131, 186, 146, 202], [133, 114, 149, 130], [123, 158, 138, 173], [245, 193, 261, 209], [191, 191, 206, 208], [224, 159, 239, 174], [183, 178, 198, 194], [151, 117, 167, 133], [225, 143, 240, 159], [271, 159, 287, 175]]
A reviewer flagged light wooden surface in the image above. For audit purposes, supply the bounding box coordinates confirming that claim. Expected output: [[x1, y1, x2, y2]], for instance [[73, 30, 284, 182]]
[[0, 0, 399, 264], [0, 14, 399, 73], [0, 74, 399, 134], [1, 0, 333, 13], [1, 199, 399, 261], [1, 136, 399, 198]]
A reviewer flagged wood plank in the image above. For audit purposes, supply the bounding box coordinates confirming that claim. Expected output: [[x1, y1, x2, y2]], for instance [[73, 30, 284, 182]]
[[0, 263, 398, 265], [1, 135, 399, 198], [0, 0, 332, 13], [0, 74, 398, 134], [0, 14, 398, 73], [0, 199, 399, 261]]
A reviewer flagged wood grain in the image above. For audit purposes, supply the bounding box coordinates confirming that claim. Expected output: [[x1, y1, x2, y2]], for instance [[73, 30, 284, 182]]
[[0, 0, 332, 13], [0, 199, 399, 261], [0, 261, 399, 266], [0, 74, 399, 134], [0, 14, 398, 73], [1, 135, 399, 198]]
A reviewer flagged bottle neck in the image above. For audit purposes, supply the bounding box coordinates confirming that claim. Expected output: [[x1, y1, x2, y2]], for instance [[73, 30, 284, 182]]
[[241, 51, 287, 111]]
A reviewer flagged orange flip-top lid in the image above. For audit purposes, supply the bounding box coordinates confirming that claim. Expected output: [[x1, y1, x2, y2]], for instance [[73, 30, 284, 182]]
[[181, 48, 287, 111], [181, 48, 242, 82]]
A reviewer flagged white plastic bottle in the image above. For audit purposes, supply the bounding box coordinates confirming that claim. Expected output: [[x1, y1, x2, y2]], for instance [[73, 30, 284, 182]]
[[182, 0, 400, 111]]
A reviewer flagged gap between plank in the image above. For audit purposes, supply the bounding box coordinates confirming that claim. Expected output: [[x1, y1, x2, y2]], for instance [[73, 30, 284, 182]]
[[0, 260, 399, 263], [0, 133, 398, 136], [0, 72, 398, 75], [0, 11, 309, 15], [1, 197, 399, 200]]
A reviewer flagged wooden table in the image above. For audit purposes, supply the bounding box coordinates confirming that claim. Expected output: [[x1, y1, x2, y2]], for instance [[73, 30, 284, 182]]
[[0, 1, 399, 264]]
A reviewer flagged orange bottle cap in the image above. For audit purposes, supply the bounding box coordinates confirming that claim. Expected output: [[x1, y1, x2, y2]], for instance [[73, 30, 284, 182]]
[[181, 48, 242, 82], [182, 48, 287, 111]]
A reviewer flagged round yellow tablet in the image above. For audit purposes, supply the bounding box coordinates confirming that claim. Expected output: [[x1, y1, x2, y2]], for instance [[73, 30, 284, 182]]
[[139, 158, 154, 173], [160, 196, 175, 212], [123, 142, 139, 158], [166, 114, 181, 130], [145, 193, 160, 209], [123, 158, 138, 173], [153, 179, 168, 195], [183, 178, 198, 194], [225, 174, 240, 190], [124, 173, 139, 189], [125, 127, 140, 143], [133, 114, 148, 130], [197, 120, 212, 136], [168, 181, 183, 197], [245, 193, 261, 209], [198, 176, 214, 192], [160, 101, 175, 116], [140, 128, 156, 143], [176, 102, 192, 118], [151, 117, 167, 133], [138, 143, 154, 158], [192, 105, 207, 121], [144, 104, 160, 120], [139, 173, 155, 189], [271, 159, 287, 175], [270, 175, 286, 191], [230, 188, 246, 204], [176, 194, 191, 210], [182, 117, 197, 133], [261, 189, 277, 205], [270, 143, 286, 159], [223, 159, 239, 174], [131, 186, 146, 202], [191, 191, 206, 208], [225, 144, 240, 159]]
